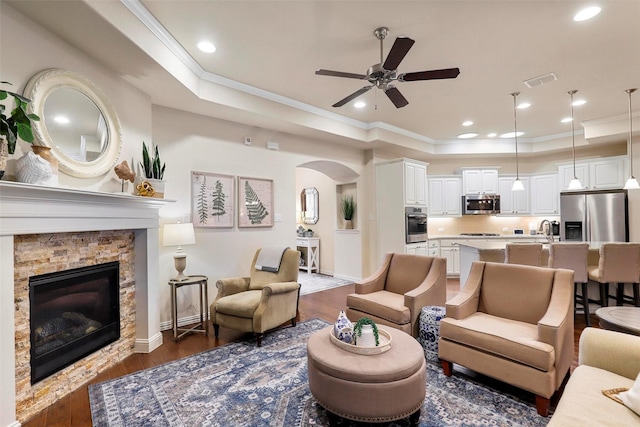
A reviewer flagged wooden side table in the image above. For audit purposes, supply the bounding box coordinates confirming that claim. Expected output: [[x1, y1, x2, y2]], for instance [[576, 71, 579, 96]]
[[297, 237, 320, 273], [168, 275, 209, 341]]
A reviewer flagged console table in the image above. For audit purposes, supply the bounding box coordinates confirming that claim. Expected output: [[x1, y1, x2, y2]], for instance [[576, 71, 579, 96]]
[[297, 237, 320, 273]]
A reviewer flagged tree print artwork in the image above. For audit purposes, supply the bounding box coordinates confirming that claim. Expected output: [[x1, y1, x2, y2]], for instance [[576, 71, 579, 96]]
[[238, 177, 274, 227], [191, 172, 234, 228]]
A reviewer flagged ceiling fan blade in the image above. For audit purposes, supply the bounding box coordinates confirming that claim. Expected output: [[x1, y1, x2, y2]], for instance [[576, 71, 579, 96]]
[[315, 69, 367, 80], [382, 37, 415, 71], [332, 86, 373, 107], [384, 85, 409, 108], [399, 67, 461, 82]]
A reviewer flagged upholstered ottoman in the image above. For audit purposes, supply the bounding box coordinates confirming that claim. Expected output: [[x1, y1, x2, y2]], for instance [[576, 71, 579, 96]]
[[307, 326, 426, 424], [418, 305, 446, 363]]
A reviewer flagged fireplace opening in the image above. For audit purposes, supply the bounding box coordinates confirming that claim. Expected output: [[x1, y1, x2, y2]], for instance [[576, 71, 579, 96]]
[[29, 261, 120, 384]]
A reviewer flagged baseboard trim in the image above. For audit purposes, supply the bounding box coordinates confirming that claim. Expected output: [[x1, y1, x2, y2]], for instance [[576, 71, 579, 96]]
[[134, 332, 163, 353], [160, 314, 207, 332], [333, 273, 361, 282]]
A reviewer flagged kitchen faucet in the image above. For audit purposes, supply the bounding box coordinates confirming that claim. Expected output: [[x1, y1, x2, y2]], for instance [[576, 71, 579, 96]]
[[538, 220, 555, 242]]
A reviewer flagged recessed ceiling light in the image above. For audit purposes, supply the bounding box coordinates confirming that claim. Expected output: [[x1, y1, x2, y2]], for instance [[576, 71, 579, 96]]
[[500, 131, 524, 138], [572, 99, 587, 106], [458, 132, 479, 139], [574, 6, 601, 22], [487, 132, 497, 138], [561, 117, 573, 123], [517, 102, 531, 109], [354, 101, 366, 108], [54, 115, 70, 124], [462, 120, 474, 127], [197, 41, 216, 53]]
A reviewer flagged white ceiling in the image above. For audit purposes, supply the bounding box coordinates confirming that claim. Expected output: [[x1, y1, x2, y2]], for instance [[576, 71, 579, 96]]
[[8, 0, 640, 157]]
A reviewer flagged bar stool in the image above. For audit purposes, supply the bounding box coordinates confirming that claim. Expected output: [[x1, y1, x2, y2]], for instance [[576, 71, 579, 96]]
[[587, 243, 640, 307], [548, 242, 590, 325], [505, 243, 543, 267]]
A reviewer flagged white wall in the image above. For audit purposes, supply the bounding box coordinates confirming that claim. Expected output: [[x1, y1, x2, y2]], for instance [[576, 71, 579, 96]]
[[152, 105, 365, 325]]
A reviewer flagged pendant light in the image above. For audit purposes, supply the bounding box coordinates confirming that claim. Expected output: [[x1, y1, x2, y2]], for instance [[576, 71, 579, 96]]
[[567, 90, 583, 190], [510, 92, 525, 191], [623, 88, 640, 190]]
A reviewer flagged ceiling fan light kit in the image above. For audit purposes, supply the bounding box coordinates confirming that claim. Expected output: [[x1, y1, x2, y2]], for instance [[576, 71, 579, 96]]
[[316, 27, 460, 108]]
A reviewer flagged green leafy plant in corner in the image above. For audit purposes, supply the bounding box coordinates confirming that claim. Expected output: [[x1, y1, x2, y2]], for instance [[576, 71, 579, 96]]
[[140, 141, 165, 179], [352, 317, 380, 346], [341, 195, 355, 220], [0, 81, 41, 154]]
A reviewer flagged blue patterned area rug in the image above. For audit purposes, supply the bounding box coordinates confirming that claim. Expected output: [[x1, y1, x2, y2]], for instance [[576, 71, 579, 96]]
[[298, 272, 352, 295], [89, 319, 548, 426]]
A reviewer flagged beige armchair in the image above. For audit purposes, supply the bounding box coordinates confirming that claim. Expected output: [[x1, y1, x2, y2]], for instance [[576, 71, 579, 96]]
[[210, 248, 300, 346], [346, 253, 446, 337], [439, 261, 574, 417]]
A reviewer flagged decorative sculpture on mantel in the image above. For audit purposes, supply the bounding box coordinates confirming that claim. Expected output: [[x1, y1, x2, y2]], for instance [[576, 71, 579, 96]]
[[114, 160, 135, 193]]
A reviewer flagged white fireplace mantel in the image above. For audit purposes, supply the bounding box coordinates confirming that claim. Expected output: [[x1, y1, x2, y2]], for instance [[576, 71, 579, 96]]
[[0, 181, 172, 427]]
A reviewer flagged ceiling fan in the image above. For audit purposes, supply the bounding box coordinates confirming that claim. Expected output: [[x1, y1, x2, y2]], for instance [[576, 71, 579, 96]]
[[316, 27, 460, 108]]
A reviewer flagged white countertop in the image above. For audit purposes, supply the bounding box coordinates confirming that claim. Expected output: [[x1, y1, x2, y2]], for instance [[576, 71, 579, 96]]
[[430, 234, 550, 241]]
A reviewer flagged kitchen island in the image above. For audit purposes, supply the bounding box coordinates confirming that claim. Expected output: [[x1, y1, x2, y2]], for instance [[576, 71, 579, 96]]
[[457, 240, 601, 287]]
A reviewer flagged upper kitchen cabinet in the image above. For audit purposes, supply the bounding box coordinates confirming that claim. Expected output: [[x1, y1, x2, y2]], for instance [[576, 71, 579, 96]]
[[558, 157, 627, 191], [376, 158, 428, 207], [531, 174, 559, 215], [404, 161, 428, 205], [428, 176, 462, 216], [461, 169, 499, 195], [498, 176, 530, 214]]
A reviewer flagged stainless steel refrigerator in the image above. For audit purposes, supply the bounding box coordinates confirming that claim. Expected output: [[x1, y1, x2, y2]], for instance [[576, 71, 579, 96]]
[[560, 189, 629, 242]]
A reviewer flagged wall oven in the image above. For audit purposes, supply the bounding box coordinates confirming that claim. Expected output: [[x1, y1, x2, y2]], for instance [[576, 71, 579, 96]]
[[405, 207, 428, 243], [462, 194, 501, 215]]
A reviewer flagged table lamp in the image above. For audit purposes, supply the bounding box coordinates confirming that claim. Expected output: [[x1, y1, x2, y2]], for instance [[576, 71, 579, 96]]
[[163, 222, 196, 281]]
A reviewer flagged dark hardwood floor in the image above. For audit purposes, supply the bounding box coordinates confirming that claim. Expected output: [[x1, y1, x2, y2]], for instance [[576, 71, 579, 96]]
[[23, 279, 595, 426]]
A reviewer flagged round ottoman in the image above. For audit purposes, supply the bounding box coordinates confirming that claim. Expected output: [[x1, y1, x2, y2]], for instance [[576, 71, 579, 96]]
[[307, 326, 426, 424]]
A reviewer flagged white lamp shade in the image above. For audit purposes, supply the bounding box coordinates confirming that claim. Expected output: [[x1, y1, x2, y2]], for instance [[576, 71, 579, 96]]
[[162, 222, 196, 247], [511, 178, 525, 192], [624, 177, 640, 190], [567, 178, 583, 190]]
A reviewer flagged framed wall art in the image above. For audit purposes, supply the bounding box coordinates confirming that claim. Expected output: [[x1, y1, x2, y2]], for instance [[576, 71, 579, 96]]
[[191, 171, 235, 228], [238, 176, 273, 228]]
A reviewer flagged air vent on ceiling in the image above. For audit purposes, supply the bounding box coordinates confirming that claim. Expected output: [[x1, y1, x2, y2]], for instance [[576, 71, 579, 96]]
[[523, 72, 558, 88]]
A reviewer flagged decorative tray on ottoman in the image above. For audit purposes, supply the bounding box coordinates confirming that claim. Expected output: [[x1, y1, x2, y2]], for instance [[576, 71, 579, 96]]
[[329, 327, 392, 355]]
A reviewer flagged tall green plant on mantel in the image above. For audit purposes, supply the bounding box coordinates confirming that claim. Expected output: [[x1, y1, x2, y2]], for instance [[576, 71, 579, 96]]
[[140, 141, 165, 180], [0, 81, 41, 154]]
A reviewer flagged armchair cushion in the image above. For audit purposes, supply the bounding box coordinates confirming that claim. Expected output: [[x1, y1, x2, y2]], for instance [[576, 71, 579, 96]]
[[385, 255, 435, 295], [440, 312, 555, 371], [215, 290, 262, 318], [346, 291, 410, 324]]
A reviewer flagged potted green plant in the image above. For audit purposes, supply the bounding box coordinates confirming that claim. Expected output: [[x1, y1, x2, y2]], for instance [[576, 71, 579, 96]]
[[340, 195, 355, 229], [353, 317, 379, 347], [0, 81, 41, 178], [137, 141, 166, 198]]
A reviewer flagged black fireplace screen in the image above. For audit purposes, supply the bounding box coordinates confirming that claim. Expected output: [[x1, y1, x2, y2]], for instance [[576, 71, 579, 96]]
[[29, 261, 120, 384]]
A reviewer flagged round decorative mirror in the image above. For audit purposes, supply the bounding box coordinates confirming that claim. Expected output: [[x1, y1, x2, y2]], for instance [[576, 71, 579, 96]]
[[24, 69, 123, 178]]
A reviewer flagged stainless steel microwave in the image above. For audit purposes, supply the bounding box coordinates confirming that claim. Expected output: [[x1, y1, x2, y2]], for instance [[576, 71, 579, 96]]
[[462, 194, 500, 215]]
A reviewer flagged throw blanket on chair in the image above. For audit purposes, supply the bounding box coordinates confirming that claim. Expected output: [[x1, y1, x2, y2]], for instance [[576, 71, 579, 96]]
[[255, 246, 289, 272]]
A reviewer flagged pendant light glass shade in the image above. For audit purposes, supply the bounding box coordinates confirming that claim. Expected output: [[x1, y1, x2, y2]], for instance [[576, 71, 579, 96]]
[[567, 90, 582, 190], [624, 88, 639, 190], [510, 92, 524, 191]]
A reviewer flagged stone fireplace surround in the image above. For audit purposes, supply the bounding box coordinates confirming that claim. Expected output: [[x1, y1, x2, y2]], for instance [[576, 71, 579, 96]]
[[0, 181, 169, 427]]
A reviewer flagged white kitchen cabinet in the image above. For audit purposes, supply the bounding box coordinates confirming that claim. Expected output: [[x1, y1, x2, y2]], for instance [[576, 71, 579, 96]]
[[531, 174, 559, 215], [558, 156, 627, 191], [462, 169, 499, 195], [439, 239, 467, 276], [375, 158, 429, 261], [427, 240, 440, 257], [590, 158, 626, 189], [498, 176, 530, 214], [405, 243, 428, 256], [404, 161, 428, 205], [428, 176, 462, 216]]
